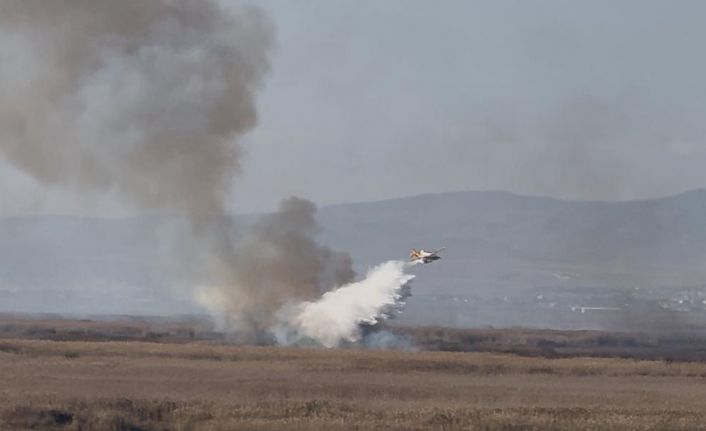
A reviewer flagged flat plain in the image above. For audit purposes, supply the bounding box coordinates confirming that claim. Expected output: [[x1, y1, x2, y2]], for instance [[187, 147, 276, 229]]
[[2, 318, 706, 430]]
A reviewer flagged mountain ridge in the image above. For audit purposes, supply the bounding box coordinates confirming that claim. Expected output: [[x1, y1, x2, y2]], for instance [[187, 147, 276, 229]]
[[1, 189, 705, 325]]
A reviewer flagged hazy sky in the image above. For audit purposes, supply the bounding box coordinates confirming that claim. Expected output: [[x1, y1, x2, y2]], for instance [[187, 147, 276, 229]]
[[4, 0, 706, 215]]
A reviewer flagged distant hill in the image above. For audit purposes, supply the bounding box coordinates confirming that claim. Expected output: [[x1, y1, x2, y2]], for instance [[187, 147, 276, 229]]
[[318, 189, 706, 286], [1, 190, 706, 328]]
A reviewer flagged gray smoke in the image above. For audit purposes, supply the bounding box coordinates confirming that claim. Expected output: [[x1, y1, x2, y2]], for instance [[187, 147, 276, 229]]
[[197, 197, 356, 335], [0, 0, 271, 215], [0, 0, 360, 338]]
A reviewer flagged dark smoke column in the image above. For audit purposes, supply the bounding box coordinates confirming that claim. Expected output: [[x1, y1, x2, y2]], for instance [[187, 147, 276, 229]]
[[0, 1, 358, 339], [198, 197, 356, 337], [0, 0, 273, 215]]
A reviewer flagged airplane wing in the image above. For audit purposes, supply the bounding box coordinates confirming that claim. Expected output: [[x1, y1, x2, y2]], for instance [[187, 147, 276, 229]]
[[429, 247, 446, 255]]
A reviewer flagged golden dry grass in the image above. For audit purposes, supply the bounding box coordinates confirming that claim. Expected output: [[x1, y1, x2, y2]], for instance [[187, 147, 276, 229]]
[[2, 338, 706, 430]]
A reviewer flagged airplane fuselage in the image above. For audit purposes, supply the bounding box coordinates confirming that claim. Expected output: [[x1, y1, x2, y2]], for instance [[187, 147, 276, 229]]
[[420, 255, 441, 263], [410, 248, 444, 264]]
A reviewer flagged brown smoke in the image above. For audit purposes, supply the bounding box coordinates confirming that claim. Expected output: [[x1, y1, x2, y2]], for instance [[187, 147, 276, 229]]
[[0, 0, 355, 337]]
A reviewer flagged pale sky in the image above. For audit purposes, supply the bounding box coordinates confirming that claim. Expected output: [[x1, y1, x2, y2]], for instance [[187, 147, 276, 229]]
[[4, 0, 706, 215]]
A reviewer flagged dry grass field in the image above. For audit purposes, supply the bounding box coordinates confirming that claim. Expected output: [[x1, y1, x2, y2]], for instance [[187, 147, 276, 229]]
[[3, 331, 706, 430]]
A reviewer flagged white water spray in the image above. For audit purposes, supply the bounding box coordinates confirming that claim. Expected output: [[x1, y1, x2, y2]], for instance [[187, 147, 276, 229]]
[[278, 260, 415, 347]]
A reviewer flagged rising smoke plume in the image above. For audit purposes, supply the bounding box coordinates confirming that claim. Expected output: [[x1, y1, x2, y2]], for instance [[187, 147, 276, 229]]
[[196, 197, 356, 336], [0, 0, 272, 215], [0, 0, 414, 347]]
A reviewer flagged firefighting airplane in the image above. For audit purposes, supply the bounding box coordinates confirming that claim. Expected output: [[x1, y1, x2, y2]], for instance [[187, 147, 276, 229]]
[[409, 247, 445, 264]]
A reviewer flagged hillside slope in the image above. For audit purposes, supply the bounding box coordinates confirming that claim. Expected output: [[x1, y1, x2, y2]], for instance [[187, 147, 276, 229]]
[[1, 190, 705, 328]]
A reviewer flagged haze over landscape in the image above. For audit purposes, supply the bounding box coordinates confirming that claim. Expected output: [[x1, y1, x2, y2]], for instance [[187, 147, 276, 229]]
[[2, 189, 705, 332], [2, 1, 706, 216], [3, 2, 706, 429], [1, 1, 705, 334]]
